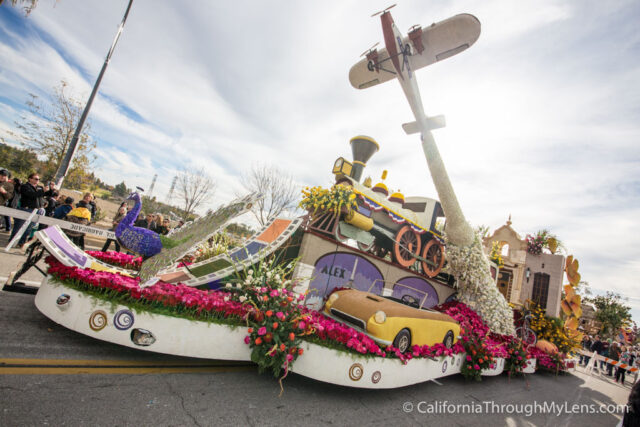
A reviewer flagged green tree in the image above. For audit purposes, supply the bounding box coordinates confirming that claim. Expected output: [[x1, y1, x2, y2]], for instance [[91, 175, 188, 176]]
[[9, 80, 96, 187], [587, 292, 632, 337], [113, 181, 131, 198], [0, 143, 42, 178]]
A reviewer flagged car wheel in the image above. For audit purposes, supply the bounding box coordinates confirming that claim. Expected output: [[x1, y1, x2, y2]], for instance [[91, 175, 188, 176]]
[[443, 330, 454, 349], [393, 329, 411, 353]]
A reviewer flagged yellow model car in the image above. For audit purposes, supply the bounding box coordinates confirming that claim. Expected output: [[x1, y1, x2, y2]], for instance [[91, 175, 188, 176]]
[[323, 288, 460, 353]]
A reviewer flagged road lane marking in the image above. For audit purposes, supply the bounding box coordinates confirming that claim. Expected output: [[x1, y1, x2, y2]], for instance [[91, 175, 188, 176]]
[[0, 366, 254, 375], [0, 276, 42, 286], [0, 358, 251, 366], [0, 358, 254, 375]]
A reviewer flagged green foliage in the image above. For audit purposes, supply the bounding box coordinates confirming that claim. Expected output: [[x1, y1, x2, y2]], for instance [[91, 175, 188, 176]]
[[586, 292, 632, 336], [504, 338, 528, 376], [0, 143, 42, 179], [225, 257, 312, 380], [112, 181, 130, 198], [226, 222, 256, 238], [141, 195, 189, 221], [489, 241, 505, 268], [192, 232, 235, 262], [460, 330, 495, 381]]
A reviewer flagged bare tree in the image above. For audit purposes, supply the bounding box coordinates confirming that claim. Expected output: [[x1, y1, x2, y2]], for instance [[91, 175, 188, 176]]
[[241, 163, 300, 226], [1, 0, 40, 16], [7, 80, 96, 187], [175, 167, 216, 217]]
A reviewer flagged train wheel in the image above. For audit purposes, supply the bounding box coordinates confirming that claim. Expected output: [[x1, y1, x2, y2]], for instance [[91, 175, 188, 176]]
[[421, 240, 445, 278], [372, 242, 389, 259], [392, 225, 421, 268]]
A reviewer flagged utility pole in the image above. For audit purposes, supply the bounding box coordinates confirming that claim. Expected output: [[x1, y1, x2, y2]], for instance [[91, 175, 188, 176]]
[[166, 175, 177, 203], [54, 0, 134, 188], [147, 174, 158, 198]]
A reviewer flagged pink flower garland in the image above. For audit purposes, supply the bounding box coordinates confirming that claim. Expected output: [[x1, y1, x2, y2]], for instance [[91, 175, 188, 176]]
[[46, 254, 572, 371], [87, 251, 142, 270], [46, 256, 248, 319]]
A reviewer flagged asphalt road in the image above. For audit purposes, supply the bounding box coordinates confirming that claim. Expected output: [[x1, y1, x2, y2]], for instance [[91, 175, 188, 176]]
[[0, 230, 634, 426]]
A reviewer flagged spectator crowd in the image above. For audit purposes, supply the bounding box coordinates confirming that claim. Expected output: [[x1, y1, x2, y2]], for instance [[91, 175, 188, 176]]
[[1, 168, 176, 252], [580, 334, 640, 385]]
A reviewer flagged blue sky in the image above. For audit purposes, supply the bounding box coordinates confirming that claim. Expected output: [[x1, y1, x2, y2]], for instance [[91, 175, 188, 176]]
[[1, 0, 639, 322]]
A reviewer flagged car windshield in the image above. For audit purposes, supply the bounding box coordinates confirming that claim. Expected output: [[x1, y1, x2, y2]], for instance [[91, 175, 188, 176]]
[[365, 279, 434, 311]]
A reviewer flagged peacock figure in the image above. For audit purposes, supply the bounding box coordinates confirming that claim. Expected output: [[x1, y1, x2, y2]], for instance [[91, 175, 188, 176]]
[[116, 191, 164, 258]]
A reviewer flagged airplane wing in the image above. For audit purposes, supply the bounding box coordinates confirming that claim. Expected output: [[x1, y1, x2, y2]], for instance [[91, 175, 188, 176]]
[[349, 48, 396, 90], [349, 13, 481, 90]]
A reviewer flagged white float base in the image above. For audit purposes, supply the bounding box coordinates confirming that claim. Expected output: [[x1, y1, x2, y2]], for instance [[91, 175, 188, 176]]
[[523, 358, 537, 374], [35, 277, 506, 388]]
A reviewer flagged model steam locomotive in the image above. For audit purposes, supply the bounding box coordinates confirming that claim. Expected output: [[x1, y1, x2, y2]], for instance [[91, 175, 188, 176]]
[[307, 136, 447, 278]]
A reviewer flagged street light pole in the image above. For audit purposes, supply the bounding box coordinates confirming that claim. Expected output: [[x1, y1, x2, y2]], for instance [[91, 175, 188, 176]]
[[53, 0, 134, 188]]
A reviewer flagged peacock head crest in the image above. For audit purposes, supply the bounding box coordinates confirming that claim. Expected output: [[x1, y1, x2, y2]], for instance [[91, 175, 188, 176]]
[[127, 187, 144, 202]]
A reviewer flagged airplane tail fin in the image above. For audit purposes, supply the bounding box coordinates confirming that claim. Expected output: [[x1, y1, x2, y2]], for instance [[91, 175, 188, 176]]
[[402, 114, 446, 135]]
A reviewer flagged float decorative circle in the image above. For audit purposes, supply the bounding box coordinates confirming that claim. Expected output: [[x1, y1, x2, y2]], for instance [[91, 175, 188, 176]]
[[56, 294, 70, 305], [348, 363, 364, 381], [89, 310, 107, 331], [113, 309, 134, 331], [442, 360, 448, 373], [371, 371, 381, 384]]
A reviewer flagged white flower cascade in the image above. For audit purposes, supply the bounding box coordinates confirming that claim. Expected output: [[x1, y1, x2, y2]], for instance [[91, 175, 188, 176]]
[[445, 230, 515, 336]]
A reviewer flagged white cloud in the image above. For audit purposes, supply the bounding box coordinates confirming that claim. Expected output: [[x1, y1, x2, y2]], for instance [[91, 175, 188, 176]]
[[1, 1, 639, 321]]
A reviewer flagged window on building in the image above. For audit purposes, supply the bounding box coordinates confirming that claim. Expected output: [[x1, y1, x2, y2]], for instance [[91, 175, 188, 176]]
[[500, 242, 509, 257], [497, 269, 513, 301], [531, 273, 550, 309]]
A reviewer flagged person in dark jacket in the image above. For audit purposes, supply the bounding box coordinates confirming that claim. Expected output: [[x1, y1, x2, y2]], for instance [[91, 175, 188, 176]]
[[77, 193, 97, 220], [8, 173, 44, 248], [609, 342, 621, 376], [591, 336, 603, 371], [135, 213, 155, 229], [580, 335, 593, 366], [623, 378, 640, 427], [53, 197, 74, 219], [44, 190, 59, 217], [101, 203, 127, 252], [0, 169, 14, 232]]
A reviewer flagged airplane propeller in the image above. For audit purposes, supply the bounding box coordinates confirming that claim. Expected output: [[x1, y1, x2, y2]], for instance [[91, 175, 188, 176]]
[[360, 42, 379, 57], [371, 4, 396, 17]]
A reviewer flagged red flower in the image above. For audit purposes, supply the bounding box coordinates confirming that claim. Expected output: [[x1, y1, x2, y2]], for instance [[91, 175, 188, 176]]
[[279, 343, 286, 352], [289, 332, 295, 341], [272, 322, 279, 329], [255, 337, 262, 345], [298, 348, 304, 355], [266, 310, 273, 317]]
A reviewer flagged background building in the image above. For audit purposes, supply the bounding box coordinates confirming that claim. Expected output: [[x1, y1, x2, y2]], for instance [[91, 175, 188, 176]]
[[483, 218, 565, 317]]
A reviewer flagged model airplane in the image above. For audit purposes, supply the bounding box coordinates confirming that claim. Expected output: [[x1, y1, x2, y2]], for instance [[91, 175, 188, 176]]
[[348, 5, 481, 135]]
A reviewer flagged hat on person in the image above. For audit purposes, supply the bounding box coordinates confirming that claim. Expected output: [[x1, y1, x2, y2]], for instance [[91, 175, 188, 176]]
[[0, 169, 9, 176]]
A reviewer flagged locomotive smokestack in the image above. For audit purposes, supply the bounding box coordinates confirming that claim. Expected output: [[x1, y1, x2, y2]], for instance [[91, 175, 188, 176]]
[[349, 135, 379, 182]]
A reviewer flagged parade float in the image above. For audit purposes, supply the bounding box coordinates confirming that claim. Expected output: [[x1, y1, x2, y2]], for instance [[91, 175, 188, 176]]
[[30, 8, 576, 390]]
